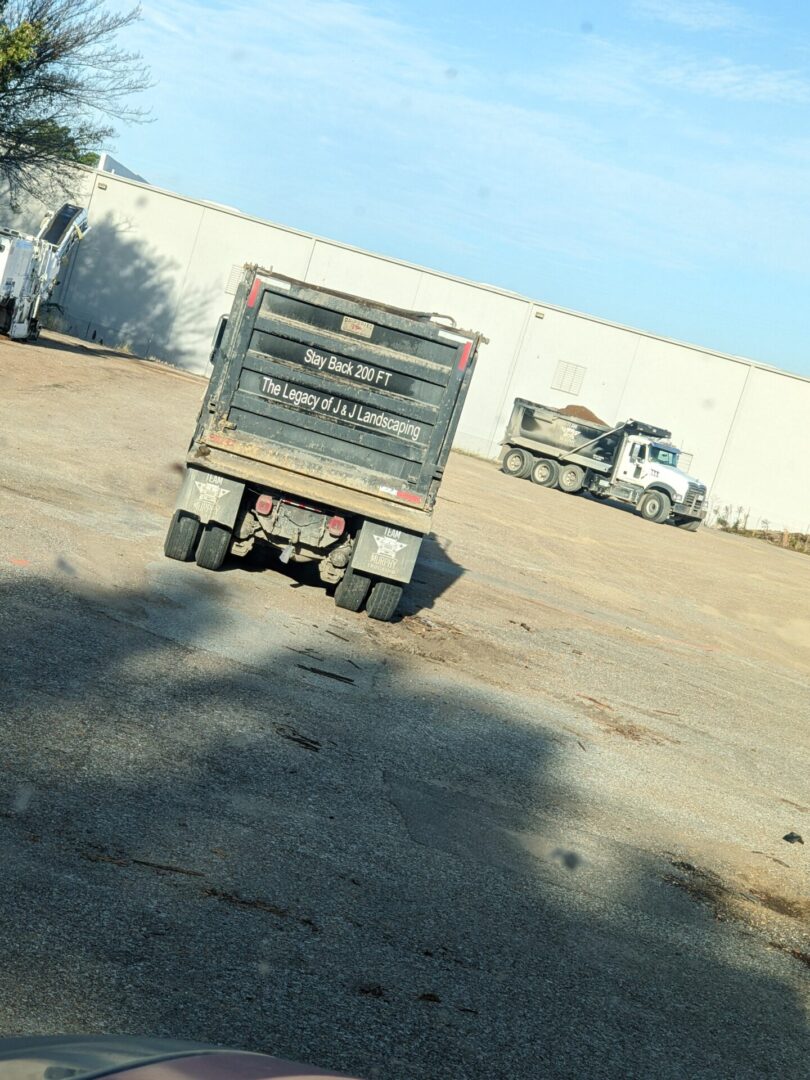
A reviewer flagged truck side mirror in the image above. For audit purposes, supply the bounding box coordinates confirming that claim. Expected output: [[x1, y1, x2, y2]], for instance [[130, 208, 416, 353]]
[[210, 315, 228, 364]]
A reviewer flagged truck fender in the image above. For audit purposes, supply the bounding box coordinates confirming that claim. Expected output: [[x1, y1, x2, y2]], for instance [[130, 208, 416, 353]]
[[351, 520, 423, 584], [173, 466, 245, 527], [645, 482, 678, 503]]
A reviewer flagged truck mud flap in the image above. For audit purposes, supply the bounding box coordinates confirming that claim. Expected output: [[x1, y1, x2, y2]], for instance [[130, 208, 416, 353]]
[[351, 521, 422, 584], [173, 466, 245, 527]]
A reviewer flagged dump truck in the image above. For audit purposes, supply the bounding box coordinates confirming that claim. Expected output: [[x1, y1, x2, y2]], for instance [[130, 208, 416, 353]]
[[500, 399, 707, 529], [164, 266, 482, 620], [0, 203, 88, 340]]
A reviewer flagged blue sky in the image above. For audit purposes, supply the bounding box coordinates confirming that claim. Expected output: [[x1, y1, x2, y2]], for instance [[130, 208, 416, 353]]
[[106, 0, 810, 374]]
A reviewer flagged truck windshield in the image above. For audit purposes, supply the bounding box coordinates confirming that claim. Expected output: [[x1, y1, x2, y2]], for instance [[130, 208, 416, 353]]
[[650, 444, 680, 467]]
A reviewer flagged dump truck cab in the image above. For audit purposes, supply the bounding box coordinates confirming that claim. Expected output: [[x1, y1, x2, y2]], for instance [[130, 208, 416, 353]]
[[609, 433, 704, 512]]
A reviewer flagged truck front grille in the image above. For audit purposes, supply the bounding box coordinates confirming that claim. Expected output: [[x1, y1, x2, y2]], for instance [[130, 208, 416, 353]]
[[682, 484, 706, 511]]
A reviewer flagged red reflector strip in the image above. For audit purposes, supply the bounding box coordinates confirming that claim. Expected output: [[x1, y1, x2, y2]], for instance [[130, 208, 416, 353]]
[[246, 277, 262, 308], [397, 490, 422, 505], [457, 342, 472, 371]]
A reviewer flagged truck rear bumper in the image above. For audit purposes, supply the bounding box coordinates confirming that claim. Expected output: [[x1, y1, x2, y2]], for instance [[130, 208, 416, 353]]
[[187, 443, 433, 534]]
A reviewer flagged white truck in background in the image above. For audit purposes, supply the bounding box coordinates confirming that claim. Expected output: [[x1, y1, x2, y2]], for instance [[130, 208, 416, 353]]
[[0, 203, 88, 341], [500, 398, 708, 530]]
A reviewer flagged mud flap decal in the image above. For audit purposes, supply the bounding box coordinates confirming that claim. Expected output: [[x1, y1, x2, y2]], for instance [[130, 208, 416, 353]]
[[174, 467, 244, 527], [351, 521, 422, 583]]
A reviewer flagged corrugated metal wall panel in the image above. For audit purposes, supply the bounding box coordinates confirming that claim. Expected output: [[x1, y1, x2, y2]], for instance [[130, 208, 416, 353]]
[[38, 168, 810, 531]]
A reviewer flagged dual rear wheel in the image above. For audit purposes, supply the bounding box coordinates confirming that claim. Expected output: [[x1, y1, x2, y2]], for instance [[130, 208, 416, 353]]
[[533, 457, 584, 493], [334, 567, 402, 622], [195, 522, 232, 570], [164, 511, 232, 569], [529, 457, 559, 487], [557, 463, 585, 493], [164, 510, 201, 561], [501, 447, 533, 478], [165, 513, 404, 621], [504, 448, 585, 494]]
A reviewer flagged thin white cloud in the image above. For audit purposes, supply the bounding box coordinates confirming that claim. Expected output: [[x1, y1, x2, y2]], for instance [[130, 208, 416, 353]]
[[521, 36, 810, 108], [113, 0, 810, 279], [654, 57, 810, 102], [632, 0, 759, 32]]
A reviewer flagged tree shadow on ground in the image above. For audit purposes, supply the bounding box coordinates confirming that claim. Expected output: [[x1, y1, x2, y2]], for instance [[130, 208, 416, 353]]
[[0, 574, 807, 1079], [35, 332, 157, 364]]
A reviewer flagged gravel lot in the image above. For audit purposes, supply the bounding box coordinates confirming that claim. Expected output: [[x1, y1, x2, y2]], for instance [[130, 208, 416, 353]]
[[1, 332, 808, 1079]]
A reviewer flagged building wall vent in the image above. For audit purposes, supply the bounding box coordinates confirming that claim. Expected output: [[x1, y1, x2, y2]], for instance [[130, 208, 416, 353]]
[[551, 360, 586, 396], [224, 264, 243, 295]]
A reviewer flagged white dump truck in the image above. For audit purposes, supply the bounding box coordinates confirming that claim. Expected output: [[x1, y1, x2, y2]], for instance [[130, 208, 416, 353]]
[[0, 203, 88, 341], [500, 398, 708, 530]]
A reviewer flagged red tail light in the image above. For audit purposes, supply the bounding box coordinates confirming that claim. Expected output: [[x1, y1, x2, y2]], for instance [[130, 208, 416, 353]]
[[256, 494, 273, 516], [327, 516, 345, 537]]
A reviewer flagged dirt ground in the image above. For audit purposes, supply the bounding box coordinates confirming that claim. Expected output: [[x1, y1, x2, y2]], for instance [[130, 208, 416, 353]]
[[1, 332, 808, 1079]]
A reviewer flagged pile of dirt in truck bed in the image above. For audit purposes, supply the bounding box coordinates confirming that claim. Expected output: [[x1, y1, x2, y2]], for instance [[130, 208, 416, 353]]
[[559, 403, 609, 426]]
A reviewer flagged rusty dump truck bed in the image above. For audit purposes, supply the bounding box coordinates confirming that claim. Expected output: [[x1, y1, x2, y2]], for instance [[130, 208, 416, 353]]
[[194, 267, 481, 532]]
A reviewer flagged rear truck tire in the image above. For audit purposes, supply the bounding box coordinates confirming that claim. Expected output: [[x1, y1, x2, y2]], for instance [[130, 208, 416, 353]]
[[677, 518, 701, 532], [638, 490, 672, 524], [558, 464, 585, 493], [195, 522, 232, 570], [164, 511, 201, 561], [530, 457, 559, 487], [366, 579, 403, 622], [334, 567, 371, 612], [501, 447, 533, 478]]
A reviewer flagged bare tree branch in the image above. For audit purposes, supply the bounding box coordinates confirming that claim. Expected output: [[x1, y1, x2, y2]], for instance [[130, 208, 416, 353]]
[[0, 0, 151, 204]]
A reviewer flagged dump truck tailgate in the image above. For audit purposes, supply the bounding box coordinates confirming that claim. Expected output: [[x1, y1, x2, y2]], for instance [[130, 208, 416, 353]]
[[198, 269, 479, 521]]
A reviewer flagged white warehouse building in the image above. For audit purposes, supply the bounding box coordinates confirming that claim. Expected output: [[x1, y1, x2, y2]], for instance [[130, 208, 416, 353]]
[[8, 166, 810, 531]]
